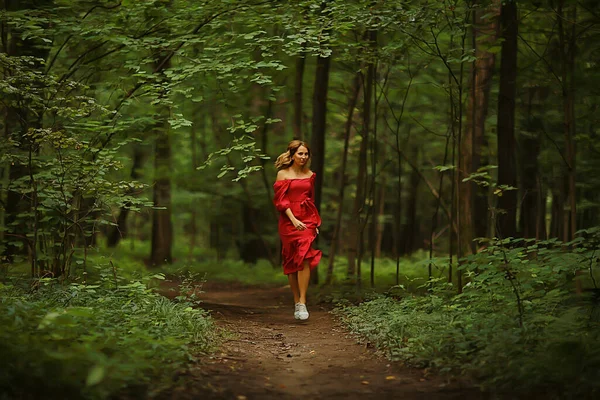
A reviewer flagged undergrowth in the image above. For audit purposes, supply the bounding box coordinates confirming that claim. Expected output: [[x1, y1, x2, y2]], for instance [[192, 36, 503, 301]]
[[0, 272, 219, 400], [334, 232, 600, 399], [84, 238, 438, 289]]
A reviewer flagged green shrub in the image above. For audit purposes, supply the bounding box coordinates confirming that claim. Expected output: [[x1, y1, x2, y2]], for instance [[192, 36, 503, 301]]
[[0, 276, 219, 400], [335, 235, 600, 398]]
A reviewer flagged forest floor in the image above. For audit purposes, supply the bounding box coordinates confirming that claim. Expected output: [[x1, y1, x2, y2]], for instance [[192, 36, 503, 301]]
[[159, 281, 490, 400]]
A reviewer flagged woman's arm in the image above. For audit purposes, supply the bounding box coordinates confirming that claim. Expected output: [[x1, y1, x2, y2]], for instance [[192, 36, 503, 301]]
[[274, 171, 306, 230], [285, 208, 306, 230]]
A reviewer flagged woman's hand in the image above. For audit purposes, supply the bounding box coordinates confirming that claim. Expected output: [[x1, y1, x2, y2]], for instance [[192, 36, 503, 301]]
[[292, 218, 307, 231]]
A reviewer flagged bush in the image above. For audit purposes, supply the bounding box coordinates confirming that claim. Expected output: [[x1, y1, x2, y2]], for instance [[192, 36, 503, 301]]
[[0, 275, 219, 400], [335, 235, 600, 398]]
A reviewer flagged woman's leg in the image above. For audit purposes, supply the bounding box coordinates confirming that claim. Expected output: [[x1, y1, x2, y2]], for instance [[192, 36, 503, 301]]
[[288, 272, 300, 304], [297, 261, 311, 304]]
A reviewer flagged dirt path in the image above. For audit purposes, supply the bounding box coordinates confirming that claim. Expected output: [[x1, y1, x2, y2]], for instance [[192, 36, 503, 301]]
[[166, 282, 486, 400]]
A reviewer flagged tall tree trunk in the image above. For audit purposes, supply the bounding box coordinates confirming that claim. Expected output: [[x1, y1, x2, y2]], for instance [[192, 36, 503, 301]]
[[293, 53, 306, 140], [550, 182, 566, 239], [311, 55, 330, 215], [395, 156, 403, 283], [495, 0, 518, 238], [375, 167, 386, 259], [557, 0, 577, 242], [536, 177, 547, 240], [325, 74, 360, 285], [150, 110, 173, 266], [310, 49, 331, 284], [107, 146, 145, 247], [519, 135, 541, 239], [348, 30, 375, 284], [462, 2, 500, 253], [369, 54, 380, 289], [346, 96, 368, 279], [401, 145, 420, 255], [143, 3, 176, 267], [519, 88, 544, 239], [188, 114, 202, 258]]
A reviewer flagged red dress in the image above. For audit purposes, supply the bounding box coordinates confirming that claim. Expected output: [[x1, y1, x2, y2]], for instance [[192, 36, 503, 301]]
[[273, 173, 322, 275]]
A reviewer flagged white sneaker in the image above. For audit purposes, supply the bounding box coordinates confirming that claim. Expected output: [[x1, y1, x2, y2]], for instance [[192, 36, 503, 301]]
[[296, 303, 309, 320], [294, 303, 301, 320]]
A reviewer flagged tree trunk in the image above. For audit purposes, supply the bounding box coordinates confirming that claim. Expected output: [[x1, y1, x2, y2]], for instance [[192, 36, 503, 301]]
[[495, 0, 518, 239], [550, 182, 566, 239], [150, 111, 173, 266], [188, 114, 202, 258], [310, 50, 331, 284], [348, 30, 375, 283], [557, 0, 577, 242], [395, 155, 403, 283], [519, 136, 541, 239], [536, 177, 547, 240], [369, 55, 380, 288], [375, 170, 386, 259], [346, 104, 368, 279], [325, 73, 360, 285], [293, 53, 306, 140], [401, 145, 420, 255], [239, 203, 269, 264], [311, 55, 330, 214], [463, 2, 500, 252], [107, 146, 145, 247], [519, 88, 544, 239]]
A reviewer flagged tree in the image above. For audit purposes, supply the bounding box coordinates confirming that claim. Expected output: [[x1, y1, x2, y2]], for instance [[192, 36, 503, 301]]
[[461, 1, 500, 251], [150, 108, 174, 266], [557, 0, 578, 241], [495, 0, 518, 239]]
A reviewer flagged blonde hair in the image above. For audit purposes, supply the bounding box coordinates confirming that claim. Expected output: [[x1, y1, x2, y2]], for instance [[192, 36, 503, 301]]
[[274, 140, 311, 170]]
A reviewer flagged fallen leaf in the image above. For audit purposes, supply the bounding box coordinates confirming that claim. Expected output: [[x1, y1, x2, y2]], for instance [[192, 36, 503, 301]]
[[236, 396, 247, 400], [361, 381, 370, 385], [385, 376, 396, 380]]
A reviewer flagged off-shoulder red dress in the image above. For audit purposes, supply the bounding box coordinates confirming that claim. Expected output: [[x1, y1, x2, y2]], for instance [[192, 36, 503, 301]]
[[273, 173, 322, 275]]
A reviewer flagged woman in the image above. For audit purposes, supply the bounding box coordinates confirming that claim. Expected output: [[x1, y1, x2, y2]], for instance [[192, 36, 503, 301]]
[[273, 140, 322, 320]]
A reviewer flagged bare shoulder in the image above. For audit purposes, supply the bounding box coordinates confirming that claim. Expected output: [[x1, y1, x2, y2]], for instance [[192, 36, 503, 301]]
[[276, 169, 290, 181], [307, 170, 315, 177]]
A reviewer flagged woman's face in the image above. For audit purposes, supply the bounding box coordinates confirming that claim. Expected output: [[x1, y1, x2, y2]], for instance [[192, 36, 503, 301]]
[[293, 145, 310, 167]]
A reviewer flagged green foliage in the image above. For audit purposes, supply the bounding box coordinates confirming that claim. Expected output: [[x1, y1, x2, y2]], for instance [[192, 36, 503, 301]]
[[3, 0, 600, 396], [335, 236, 600, 397], [199, 134, 271, 182], [0, 51, 152, 278], [0, 275, 219, 399]]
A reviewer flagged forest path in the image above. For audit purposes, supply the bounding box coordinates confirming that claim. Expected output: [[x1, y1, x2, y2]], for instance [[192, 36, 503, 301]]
[[163, 282, 485, 400]]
